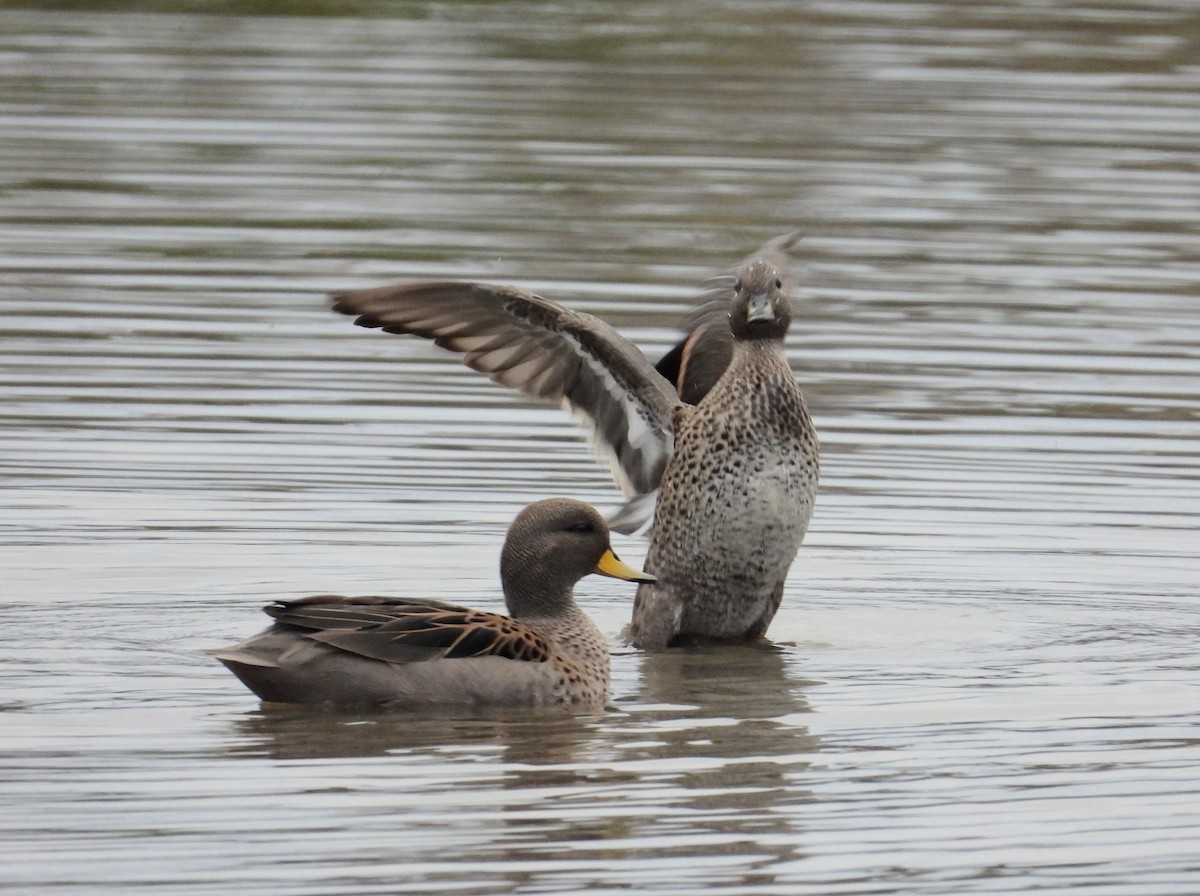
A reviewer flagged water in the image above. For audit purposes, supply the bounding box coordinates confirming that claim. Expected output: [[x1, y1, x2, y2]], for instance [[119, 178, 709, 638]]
[[2, 1, 1199, 893]]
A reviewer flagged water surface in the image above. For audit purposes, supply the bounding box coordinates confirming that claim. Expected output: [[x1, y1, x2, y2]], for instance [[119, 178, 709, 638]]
[[2, 2, 1199, 894]]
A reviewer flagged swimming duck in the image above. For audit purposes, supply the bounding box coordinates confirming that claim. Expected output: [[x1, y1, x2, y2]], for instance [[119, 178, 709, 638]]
[[331, 236, 819, 649], [209, 499, 654, 707]]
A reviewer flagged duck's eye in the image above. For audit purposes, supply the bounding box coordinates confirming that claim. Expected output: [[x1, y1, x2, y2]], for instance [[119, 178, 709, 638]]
[[734, 280, 743, 293], [774, 278, 782, 289], [566, 521, 595, 534]]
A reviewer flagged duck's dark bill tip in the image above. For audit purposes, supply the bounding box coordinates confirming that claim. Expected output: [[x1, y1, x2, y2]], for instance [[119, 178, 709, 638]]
[[594, 548, 656, 583]]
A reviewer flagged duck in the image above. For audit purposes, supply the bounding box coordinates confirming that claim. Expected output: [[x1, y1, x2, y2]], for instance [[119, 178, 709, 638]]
[[208, 498, 654, 707], [654, 231, 803, 405], [330, 235, 819, 650]]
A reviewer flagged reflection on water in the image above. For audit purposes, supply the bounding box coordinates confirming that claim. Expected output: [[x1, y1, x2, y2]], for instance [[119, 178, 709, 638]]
[[211, 650, 817, 894], [627, 644, 814, 766], [2, 1, 1200, 894], [615, 646, 817, 879], [230, 703, 604, 762]]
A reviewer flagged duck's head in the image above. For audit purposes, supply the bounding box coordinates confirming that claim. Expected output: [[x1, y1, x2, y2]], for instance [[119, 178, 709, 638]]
[[501, 498, 655, 616], [728, 259, 791, 341]]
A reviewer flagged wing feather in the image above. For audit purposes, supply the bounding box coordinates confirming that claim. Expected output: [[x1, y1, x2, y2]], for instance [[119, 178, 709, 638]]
[[332, 282, 681, 497], [266, 595, 555, 665]]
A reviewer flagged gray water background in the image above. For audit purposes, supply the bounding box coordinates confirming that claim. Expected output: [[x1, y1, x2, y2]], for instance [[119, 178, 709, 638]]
[[1, 2, 1198, 893]]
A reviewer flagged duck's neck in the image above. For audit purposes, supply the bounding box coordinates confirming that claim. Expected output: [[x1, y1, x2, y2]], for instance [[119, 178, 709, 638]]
[[502, 569, 577, 620], [727, 337, 792, 378]]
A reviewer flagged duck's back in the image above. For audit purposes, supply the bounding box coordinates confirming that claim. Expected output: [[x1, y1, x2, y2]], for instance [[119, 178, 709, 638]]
[[210, 599, 611, 708]]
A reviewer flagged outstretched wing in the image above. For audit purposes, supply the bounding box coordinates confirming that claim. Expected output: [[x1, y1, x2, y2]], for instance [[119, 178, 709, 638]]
[[266, 595, 554, 664], [655, 231, 802, 404], [332, 282, 680, 498]]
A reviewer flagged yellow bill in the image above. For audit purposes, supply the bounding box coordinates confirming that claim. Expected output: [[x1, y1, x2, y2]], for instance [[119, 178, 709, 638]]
[[594, 548, 656, 584]]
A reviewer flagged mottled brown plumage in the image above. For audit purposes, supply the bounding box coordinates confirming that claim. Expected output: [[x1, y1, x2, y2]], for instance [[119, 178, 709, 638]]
[[330, 235, 819, 649], [630, 260, 819, 648], [208, 499, 654, 707]]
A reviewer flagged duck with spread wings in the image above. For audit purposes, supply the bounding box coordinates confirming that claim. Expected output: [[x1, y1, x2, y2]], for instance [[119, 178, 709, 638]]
[[331, 235, 819, 650]]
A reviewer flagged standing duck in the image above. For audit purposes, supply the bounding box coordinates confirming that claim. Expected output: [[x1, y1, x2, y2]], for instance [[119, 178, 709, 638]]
[[331, 237, 819, 649], [209, 499, 653, 707]]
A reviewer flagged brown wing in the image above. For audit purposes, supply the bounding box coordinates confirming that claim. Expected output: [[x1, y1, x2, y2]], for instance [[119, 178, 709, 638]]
[[332, 282, 680, 498], [265, 595, 554, 665], [653, 315, 733, 406]]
